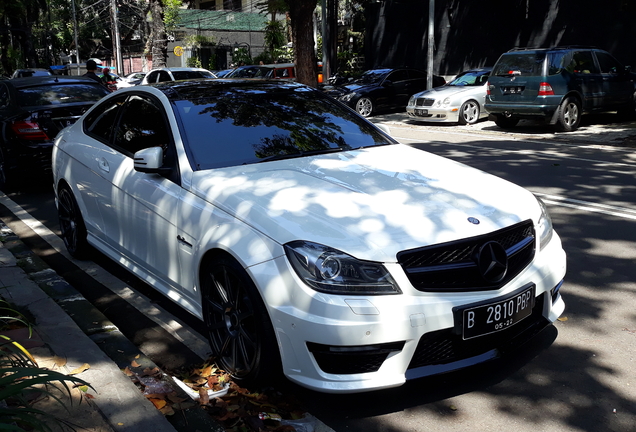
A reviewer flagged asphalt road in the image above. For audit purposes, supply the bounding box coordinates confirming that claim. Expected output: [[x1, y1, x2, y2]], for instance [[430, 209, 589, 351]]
[[1, 113, 635, 431]]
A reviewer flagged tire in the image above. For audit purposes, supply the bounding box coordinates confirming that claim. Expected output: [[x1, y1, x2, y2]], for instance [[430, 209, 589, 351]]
[[355, 97, 374, 117], [459, 100, 480, 125], [494, 114, 520, 129], [555, 97, 581, 132], [57, 186, 90, 258], [201, 255, 280, 385]]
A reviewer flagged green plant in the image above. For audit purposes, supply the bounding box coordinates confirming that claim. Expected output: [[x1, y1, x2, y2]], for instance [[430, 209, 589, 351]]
[[0, 299, 91, 431], [186, 57, 202, 68]]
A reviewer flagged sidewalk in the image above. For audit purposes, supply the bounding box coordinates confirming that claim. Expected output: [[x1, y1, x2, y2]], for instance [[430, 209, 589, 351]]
[[0, 223, 198, 432]]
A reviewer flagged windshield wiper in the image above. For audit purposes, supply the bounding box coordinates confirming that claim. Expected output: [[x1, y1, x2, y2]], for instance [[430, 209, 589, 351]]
[[254, 147, 349, 164]]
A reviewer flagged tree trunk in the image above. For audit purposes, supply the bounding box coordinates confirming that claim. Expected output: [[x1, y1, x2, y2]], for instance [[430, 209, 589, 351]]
[[149, 0, 167, 68], [287, 1, 317, 87]]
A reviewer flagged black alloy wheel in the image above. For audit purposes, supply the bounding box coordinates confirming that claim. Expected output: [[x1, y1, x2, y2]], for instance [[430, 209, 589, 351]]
[[555, 96, 581, 132], [201, 256, 280, 384], [57, 186, 90, 258]]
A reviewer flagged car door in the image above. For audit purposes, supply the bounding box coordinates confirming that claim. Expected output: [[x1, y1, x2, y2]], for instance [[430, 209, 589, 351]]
[[96, 93, 186, 297], [570, 51, 603, 110], [379, 70, 410, 110], [594, 50, 633, 109]]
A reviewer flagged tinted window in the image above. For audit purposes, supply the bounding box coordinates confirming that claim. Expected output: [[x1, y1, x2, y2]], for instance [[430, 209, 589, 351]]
[[571, 51, 599, 74], [114, 95, 170, 155], [84, 95, 127, 142], [492, 52, 546, 76], [174, 84, 394, 170], [388, 70, 409, 82], [158, 71, 172, 82], [145, 71, 158, 83], [596, 51, 622, 74], [171, 70, 214, 80], [547, 51, 569, 75], [408, 70, 426, 80], [17, 83, 109, 107]]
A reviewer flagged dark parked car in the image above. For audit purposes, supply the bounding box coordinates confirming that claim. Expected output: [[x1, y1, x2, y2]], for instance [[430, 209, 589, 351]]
[[0, 76, 110, 188], [485, 46, 636, 131], [326, 68, 446, 117]]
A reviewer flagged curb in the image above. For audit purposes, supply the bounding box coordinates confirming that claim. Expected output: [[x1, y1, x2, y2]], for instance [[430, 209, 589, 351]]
[[0, 222, 223, 432]]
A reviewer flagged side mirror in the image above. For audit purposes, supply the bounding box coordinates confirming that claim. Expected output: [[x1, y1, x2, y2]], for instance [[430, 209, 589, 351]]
[[134, 147, 170, 174]]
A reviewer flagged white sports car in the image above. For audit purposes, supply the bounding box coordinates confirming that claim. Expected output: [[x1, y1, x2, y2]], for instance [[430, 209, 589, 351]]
[[52, 79, 566, 393], [406, 67, 492, 124]]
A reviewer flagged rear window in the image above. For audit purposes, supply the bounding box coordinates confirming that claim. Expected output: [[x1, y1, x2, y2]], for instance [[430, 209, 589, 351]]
[[173, 84, 394, 170], [492, 52, 547, 77], [18, 83, 109, 107]]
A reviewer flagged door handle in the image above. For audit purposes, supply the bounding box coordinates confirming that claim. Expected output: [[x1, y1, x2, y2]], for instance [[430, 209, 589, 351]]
[[98, 157, 110, 173]]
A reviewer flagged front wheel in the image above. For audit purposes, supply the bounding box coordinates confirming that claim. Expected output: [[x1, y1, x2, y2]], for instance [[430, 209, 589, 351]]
[[57, 186, 91, 258], [201, 256, 280, 385], [355, 97, 374, 117], [555, 97, 581, 132], [459, 100, 480, 125]]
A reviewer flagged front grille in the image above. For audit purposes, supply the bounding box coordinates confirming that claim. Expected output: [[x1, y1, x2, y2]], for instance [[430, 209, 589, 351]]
[[307, 341, 405, 375], [397, 220, 535, 292], [408, 293, 548, 370], [415, 98, 435, 107]]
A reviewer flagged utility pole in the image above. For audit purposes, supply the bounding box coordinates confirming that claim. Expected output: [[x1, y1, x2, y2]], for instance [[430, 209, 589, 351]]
[[111, 0, 123, 74], [71, 0, 80, 75], [427, 0, 434, 89]]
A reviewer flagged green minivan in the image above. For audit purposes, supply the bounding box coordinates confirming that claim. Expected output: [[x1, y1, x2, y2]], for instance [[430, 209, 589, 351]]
[[485, 46, 636, 131]]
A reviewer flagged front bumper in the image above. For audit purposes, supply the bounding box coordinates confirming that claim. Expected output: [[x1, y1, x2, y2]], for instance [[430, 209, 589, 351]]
[[251, 231, 567, 393], [406, 105, 461, 122]]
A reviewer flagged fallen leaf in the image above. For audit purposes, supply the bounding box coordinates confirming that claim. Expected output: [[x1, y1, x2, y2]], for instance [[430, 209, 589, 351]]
[[557, 317, 568, 322], [149, 398, 167, 410], [449, 405, 458, 411], [69, 363, 90, 375], [53, 356, 67, 367], [123, 367, 134, 376], [135, 354, 140, 359], [159, 404, 175, 415], [85, 393, 95, 399], [131, 360, 141, 368], [201, 365, 214, 376], [77, 385, 89, 393]]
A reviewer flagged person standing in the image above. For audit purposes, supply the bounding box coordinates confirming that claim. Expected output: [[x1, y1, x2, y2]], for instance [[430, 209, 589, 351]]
[[83, 60, 102, 83]]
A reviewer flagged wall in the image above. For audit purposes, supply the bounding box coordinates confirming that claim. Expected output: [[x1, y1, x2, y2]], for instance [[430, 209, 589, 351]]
[[364, 0, 636, 75]]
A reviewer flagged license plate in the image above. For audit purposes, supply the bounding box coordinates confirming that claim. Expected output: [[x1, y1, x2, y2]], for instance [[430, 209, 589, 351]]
[[415, 108, 428, 116], [457, 284, 535, 340], [502, 86, 523, 95]]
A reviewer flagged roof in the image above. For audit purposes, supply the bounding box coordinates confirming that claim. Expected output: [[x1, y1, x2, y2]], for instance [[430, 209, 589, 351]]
[[177, 9, 268, 32], [5, 76, 103, 88]]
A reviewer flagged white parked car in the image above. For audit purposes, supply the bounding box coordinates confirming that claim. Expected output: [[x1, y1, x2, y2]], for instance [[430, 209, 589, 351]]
[[52, 79, 566, 393], [406, 67, 492, 124], [141, 67, 216, 84]]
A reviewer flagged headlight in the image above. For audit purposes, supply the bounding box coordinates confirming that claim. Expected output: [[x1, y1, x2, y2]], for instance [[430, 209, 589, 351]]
[[408, 96, 415, 105], [535, 196, 554, 250], [284, 241, 401, 295], [340, 92, 357, 103]]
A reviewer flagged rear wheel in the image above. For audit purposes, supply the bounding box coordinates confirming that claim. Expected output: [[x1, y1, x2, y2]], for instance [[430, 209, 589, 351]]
[[459, 100, 480, 125], [355, 97, 374, 117], [494, 114, 519, 129], [57, 186, 90, 258], [555, 97, 581, 132], [201, 255, 280, 385]]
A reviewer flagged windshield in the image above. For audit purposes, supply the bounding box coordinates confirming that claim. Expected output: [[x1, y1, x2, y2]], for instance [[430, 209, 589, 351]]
[[447, 70, 490, 86], [173, 83, 395, 170], [353, 70, 389, 85], [227, 67, 273, 78], [18, 83, 110, 107]]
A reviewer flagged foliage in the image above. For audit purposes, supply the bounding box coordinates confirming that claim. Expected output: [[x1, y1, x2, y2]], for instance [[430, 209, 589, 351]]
[[186, 57, 202, 68], [231, 47, 252, 66], [162, 0, 183, 33], [0, 298, 91, 432], [183, 34, 216, 48]]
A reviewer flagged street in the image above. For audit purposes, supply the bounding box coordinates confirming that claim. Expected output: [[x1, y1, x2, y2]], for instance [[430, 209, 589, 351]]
[[1, 116, 635, 431]]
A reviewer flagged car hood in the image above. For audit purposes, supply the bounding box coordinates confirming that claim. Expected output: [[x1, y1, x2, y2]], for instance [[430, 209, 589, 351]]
[[411, 85, 483, 99], [327, 82, 375, 96], [189, 144, 539, 262]]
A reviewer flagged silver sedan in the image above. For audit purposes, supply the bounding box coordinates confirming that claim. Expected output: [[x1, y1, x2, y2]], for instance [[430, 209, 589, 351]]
[[406, 67, 492, 124]]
